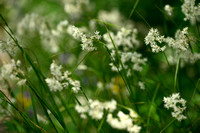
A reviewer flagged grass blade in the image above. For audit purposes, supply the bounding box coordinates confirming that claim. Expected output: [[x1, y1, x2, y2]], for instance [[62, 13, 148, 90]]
[[174, 57, 180, 91], [146, 84, 160, 132], [129, 0, 140, 19]]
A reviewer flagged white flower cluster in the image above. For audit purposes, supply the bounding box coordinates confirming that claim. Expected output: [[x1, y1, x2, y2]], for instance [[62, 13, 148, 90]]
[[42, 20, 69, 53], [107, 110, 141, 133], [164, 5, 173, 16], [62, 0, 89, 18], [45, 61, 80, 93], [104, 27, 139, 51], [17, 13, 101, 53], [138, 81, 145, 90], [166, 27, 200, 65], [68, 25, 101, 51], [121, 52, 147, 73], [145, 27, 200, 65], [181, 0, 200, 24], [144, 28, 166, 53], [17, 13, 48, 36], [145, 27, 189, 52], [0, 59, 26, 86], [17, 13, 60, 53], [165, 27, 189, 51], [75, 99, 117, 120], [104, 27, 146, 76], [51, 20, 69, 37], [98, 9, 124, 26], [0, 39, 17, 56], [97, 9, 136, 30], [163, 93, 187, 121], [75, 98, 141, 133]]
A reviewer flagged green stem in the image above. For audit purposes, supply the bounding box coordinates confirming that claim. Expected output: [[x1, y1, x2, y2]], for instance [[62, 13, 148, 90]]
[[174, 57, 180, 92], [160, 119, 176, 133], [146, 84, 160, 132]]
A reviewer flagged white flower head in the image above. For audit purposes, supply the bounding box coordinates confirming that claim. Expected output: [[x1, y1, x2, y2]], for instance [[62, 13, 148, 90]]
[[163, 93, 187, 121], [145, 28, 166, 53], [164, 5, 173, 16]]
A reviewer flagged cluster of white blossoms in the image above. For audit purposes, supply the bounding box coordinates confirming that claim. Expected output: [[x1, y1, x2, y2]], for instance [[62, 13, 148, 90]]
[[75, 99, 141, 133], [17, 13, 60, 53], [17, 13, 102, 53], [104, 27, 139, 51], [165, 27, 189, 51], [51, 20, 69, 37], [145, 27, 200, 65], [17, 13, 48, 36], [166, 27, 200, 65], [98, 9, 124, 26], [144, 28, 166, 53], [62, 0, 89, 18], [138, 81, 145, 90], [0, 39, 18, 56], [163, 93, 187, 121], [0, 59, 26, 86], [97, 9, 136, 29], [45, 61, 80, 93], [121, 52, 147, 74], [181, 0, 200, 24], [67, 25, 101, 51], [164, 5, 173, 16], [104, 27, 147, 76], [75, 99, 117, 120], [107, 109, 141, 133], [42, 20, 69, 53]]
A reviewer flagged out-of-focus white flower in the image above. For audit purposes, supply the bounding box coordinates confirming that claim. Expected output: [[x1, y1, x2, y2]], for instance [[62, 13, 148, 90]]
[[104, 27, 146, 76], [181, 0, 200, 24], [75, 99, 117, 120], [98, 9, 123, 26], [50, 60, 63, 80], [164, 5, 173, 16], [107, 111, 141, 133], [63, 0, 89, 18], [71, 80, 80, 93], [0, 39, 18, 56], [138, 81, 145, 90], [45, 78, 63, 92], [17, 13, 61, 53], [0, 59, 26, 86]]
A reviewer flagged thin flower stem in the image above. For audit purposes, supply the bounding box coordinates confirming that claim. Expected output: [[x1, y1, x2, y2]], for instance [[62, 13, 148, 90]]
[[129, 0, 140, 19], [160, 119, 176, 133], [190, 78, 200, 102], [174, 57, 180, 92], [163, 52, 170, 67], [135, 10, 151, 28], [146, 84, 160, 132]]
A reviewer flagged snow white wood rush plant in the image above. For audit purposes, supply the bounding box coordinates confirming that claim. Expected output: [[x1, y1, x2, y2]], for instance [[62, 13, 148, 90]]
[[0, 0, 200, 132]]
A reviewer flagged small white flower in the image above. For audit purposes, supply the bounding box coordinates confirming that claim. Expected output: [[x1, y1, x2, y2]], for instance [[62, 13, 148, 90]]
[[164, 5, 173, 16], [138, 81, 145, 90]]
